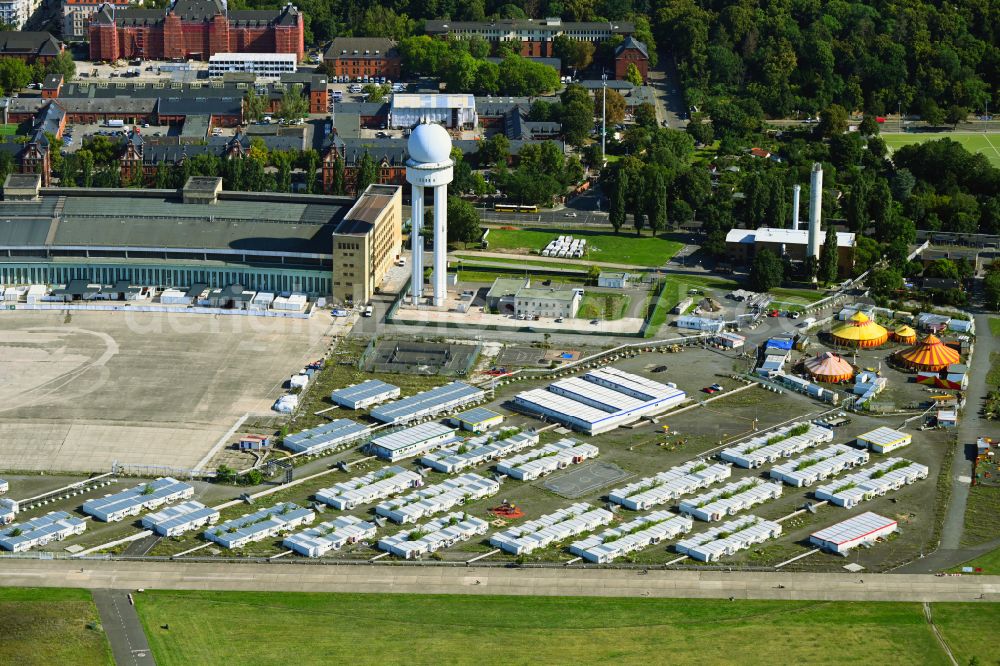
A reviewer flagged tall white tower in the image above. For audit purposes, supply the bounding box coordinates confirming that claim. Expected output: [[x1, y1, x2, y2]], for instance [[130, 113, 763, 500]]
[[807, 163, 823, 258], [791, 184, 801, 230], [406, 123, 454, 307]]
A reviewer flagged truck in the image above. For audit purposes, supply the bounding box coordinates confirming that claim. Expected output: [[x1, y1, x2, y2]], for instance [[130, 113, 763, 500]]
[[106, 119, 125, 128]]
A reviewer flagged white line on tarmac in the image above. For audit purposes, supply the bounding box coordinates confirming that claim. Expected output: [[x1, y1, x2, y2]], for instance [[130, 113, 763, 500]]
[[467, 549, 500, 564], [774, 549, 820, 569]]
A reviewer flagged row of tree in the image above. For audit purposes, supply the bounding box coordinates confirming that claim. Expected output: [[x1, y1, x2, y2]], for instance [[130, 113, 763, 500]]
[[0, 53, 76, 97]]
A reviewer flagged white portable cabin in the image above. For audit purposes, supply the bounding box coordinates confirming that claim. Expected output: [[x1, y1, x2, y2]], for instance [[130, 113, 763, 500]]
[[204, 503, 315, 549], [283, 515, 377, 557], [489, 503, 613, 555], [769, 444, 870, 488], [377, 512, 488, 559], [141, 501, 220, 537], [608, 460, 731, 511], [814, 458, 929, 508], [495, 438, 598, 481], [569, 512, 693, 563], [675, 515, 782, 562], [720, 422, 833, 469], [678, 479, 783, 522], [82, 477, 194, 522], [374, 473, 499, 524], [420, 431, 539, 474], [314, 466, 423, 510]]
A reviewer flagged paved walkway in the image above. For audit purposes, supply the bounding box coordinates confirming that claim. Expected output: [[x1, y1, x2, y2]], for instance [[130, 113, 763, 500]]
[[92, 589, 156, 666], [2, 561, 998, 603]]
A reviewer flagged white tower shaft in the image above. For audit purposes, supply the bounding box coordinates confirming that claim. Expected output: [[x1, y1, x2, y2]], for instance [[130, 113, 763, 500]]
[[807, 163, 823, 258], [433, 184, 448, 306], [410, 184, 424, 305], [792, 184, 801, 230]]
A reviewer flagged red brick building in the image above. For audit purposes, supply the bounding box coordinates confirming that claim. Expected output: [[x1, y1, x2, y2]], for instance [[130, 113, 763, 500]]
[[614, 36, 649, 83], [89, 0, 304, 62], [324, 38, 401, 81]]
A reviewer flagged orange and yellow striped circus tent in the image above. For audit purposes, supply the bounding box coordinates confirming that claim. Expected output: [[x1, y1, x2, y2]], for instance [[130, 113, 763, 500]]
[[895, 334, 961, 372], [830, 312, 889, 348], [892, 325, 917, 344], [804, 352, 855, 383]]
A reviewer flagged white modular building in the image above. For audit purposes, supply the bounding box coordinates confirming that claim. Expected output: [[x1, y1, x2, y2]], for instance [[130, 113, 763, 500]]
[[0, 498, 17, 525], [82, 477, 194, 522], [330, 380, 401, 410], [420, 431, 540, 474], [769, 444, 870, 488], [389, 94, 478, 129], [141, 501, 220, 537], [715, 332, 746, 349], [489, 503, 614, 556], [0, 511, 87, 553], [495, 438, 599, 481], [204, 503, 315, 550], [374, 473, 499, 524], [0, 478, 7, 494], [856, 427, 912, 454], [814, 458, 929, 508], [675, 315, 725, 333], [675, 515, 783, 562], [809, 512, 898, 555], [283, 516, 377, 557], [208, 53, 298, 79], [720, 422, 833, 469], [314, 466, 423, 510], [608, 460, 732, 511], [369, 382, 486, 425], [283, 419, 371, 454], [449, 407, 505, 433], [569, 512, 694, 564], [377, 512, 489, 559], [368, 422, 458, 462], [513, 367, 687, 435], [678, 479, 783, 522]]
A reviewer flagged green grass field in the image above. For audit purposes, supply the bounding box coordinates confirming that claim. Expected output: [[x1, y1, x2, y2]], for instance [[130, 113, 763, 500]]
[[951, 545, 1000, 575], [0, 588, 112, 666], [990, 318, 1000, 337], [130, 590, 1000, 665], [457, 269, 582, 285], [578, 293, 630, 320], [0, 123, 19, 136], [644, 274, 742, 337], [882, 132, 1000, 167], [961, 484, 1000, 546], [485, 227, 684, 267], [451, 253, 588, 274]]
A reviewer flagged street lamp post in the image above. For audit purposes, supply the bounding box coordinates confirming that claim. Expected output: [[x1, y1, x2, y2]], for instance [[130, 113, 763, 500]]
[[601, 71, 607, 160]]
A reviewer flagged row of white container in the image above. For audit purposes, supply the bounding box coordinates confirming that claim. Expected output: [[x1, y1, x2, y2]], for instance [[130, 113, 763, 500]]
[[490, 503, 614, 556], [495, 439, 599, 481], [677, 478, 784, 522], [813, 458, 929, 508], [607, 459, 732, 511], [377, 512, 490, 559], [720, 422, 834, 469]]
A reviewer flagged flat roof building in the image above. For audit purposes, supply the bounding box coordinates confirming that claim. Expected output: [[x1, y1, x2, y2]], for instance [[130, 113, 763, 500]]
[[0, 511, 86, 553], [389, 94, 477, 129], [282, 419, 370, 455], [420, 431, 539, 474], [675, 515, 782, 562], [330, 379, 400, 410], [314, 465, 423, 510], [495, 438, 598, 481], [204, 502, 314, 550], [810, 512, 898, 555], [369, 382, 485, 425], [0, 498, 16, 525], [368, 422, 458, 462], [208, 53, 297, 79], [449, 407, 505, 433], [331, 184, 403, 305], [82, 477, 194, 522], [570, 512, 693, 564], [856, 427, 912, 454], [283, 515, 377, 557], [726, 227, 856, 278], [514, 286, 584, 319], [378, 512, 488, 559], [141, 501, 220, 537], [374, 473, 499, 524], [425, 18, 633, 58], [490, 503, 613, 556]]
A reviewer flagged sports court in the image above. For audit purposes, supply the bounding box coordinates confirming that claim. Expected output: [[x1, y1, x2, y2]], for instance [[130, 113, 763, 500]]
[[542, 461, 632, 499], [882, 132, 1000, 167], [496, 347, 583, 367], [362, 340, 479, 376]]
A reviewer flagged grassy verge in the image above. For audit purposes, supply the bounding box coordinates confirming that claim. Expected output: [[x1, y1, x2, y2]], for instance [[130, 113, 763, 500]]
[[0, 588, 112, 666], [134, 590, 967, 665], [930, 438, 955, 550], [452, 254, 588, 273], [948, 546, 1000, 574], [989, 317, 1000, 337], [457, 269, 582, 285], [578, 293, 630, 321], [931, 603, 1000, 664], [960, 484, 1000, 546], [484, 227, 683, 267], [986, 352, 1000, 387]]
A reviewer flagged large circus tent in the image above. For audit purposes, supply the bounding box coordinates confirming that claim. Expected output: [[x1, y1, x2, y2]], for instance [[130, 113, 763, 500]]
[[803, 352, 855, 383], [830, 312, 889, 348], [894, 334, 962, 372]]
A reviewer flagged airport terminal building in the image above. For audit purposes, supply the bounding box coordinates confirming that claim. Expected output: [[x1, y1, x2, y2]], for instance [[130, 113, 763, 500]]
[[0, 174, 402, 300]]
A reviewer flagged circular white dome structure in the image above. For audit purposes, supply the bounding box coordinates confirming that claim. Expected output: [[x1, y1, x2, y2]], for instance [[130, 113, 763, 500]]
[[407, 123, 452, 164]]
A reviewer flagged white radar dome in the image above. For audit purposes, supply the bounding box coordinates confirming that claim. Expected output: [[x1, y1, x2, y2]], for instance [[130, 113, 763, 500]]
[[407, 122, 452, 164]]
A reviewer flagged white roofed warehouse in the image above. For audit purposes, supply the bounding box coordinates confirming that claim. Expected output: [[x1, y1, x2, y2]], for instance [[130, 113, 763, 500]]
[[369, 382, 485, 425], [330, 380, 401, 410], [856, 427, 912, 454], [368, 422, 457, 462], [282, 419, 371, 454], [389, 93, 478, 129], [82, 477, 194, 522], [809, 512, 898, 555]]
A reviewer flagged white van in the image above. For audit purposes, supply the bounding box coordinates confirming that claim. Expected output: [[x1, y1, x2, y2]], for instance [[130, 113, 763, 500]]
[[363, 305, 374, 317]]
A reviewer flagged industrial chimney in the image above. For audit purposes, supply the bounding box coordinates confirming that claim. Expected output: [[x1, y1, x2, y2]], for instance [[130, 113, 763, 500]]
[[807, 163, 823, 258], [791, 184, 801, 230]]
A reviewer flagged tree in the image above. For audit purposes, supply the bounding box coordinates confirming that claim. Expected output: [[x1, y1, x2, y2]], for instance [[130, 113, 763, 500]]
[[624, 62, 644, 87], [330, 156, 345, 195], [818, 224, 839, 284], [0, 58, 31, 96], [477, 133, 509, 166], [278, 85, 308, 120], [646, 167, 666, 234], [362, 83, 390, 102], [82, 135, 118, 164], [594, 87, 626, 125], [868, 267, 903, 297], [634, 103, 657, 129], [358, 6, 413, 40], [215, 464, 237, 484], [859, 115, 880, 137], [609, 168, 627, 233], [686, 115, 714, 145], [750, 249, 784, 291], [302, 149, 318, 194], [244, 88, 265, 123], [271, 150, 293, 192], [447, 196, 481, 247], [45, 51, 76, 81], [77, 149, 94, 188], [817, 104, 849, 137], [355, 150, 378, 195], [154, 161, 171, 189], [984, 269, 1000, 311], [946, 105, 967, 128], [924, 258, 960, 280], [561, 100, 593, 146]]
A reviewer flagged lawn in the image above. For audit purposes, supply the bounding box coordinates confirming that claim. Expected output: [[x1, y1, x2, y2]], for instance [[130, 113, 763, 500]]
[[0, 588, 112, 666], [930, 603, 1000, 665], [989, 317, 1000, 337], [484, 227, 684, 267], [643, 274, 742, 337], [578, 293, 630, 320], [960, 484, 1000, 546], [987, 352, 1000, 387], [458, 269, 582, 285], [882, 132, 1000, 167], [133, 591, 972, 665], [0, 123, 19, 136], [768, 286, 828, 304], [950, 545, 1000, 575]]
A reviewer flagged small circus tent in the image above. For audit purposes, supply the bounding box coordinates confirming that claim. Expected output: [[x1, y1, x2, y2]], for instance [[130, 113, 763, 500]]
[[892, 325, 917, 344], [804, 352, 855, 383]]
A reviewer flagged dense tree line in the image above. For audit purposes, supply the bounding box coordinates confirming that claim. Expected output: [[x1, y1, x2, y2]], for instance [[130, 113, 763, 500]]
[[0, 53, 75, 96]]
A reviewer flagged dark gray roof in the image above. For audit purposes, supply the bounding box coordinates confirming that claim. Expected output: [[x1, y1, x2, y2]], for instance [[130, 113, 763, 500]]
[[54, 98, 157, 115], [0, 31, 62, 57], [579, 79, 634, 91], [158, 97, 242, 116], [615, 36, 649, 59], [169, 0, 224, 20], [326, 38, 398, 60], [43, 74, 62, 90]]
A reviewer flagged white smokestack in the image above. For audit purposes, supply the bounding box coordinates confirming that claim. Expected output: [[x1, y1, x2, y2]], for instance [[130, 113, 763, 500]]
[[807, 163, 823, 258], [792, 184, 801, 230]]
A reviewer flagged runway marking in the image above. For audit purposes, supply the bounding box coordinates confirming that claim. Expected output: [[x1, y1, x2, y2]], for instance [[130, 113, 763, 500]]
[[466, 549, 499, 564], [774, 549, 820, 569]]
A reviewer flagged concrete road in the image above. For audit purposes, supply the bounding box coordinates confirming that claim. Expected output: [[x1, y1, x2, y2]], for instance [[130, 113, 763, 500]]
[[2, 560, 998, 603], [92, 589, 156, 666]]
